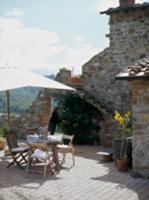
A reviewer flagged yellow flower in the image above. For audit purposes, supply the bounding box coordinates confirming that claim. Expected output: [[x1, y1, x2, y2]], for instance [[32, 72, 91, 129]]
[[118, 116, 125, 125], [124, 111, 131, 119], [114, 111, 131, 127], [114, 111, 120, 121]]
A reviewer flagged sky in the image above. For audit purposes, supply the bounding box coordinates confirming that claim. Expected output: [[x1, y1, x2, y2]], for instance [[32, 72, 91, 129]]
[[0, 0, 148, 76]]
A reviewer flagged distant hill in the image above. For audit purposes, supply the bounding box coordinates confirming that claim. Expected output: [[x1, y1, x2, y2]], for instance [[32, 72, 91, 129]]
[[0, 74, 56, 114], [0, 87, 41, 114], [47, 74, 55, 80]]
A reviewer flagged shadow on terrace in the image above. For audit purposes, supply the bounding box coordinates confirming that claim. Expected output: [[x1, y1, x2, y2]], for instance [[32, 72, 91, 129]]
[[0, 156, 62, 190], [90, 158, 149, 200]]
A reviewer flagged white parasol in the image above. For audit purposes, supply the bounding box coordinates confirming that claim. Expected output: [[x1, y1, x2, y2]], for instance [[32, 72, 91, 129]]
[[0, 66, 75, 126]]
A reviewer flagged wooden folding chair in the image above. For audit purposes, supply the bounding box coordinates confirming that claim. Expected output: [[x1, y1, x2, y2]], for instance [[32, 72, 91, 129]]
[[26, 145, 54, 178], [5, 130, 29, 169], [57, 134, 75, 166]]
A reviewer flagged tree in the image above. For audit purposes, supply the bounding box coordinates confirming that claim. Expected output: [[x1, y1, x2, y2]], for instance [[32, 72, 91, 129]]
[[58, 93, 103, 145]]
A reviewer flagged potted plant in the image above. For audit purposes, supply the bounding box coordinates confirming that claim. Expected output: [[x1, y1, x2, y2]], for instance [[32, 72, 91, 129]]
[[0, 139, 5, 150], [113, 111, 132, 171], [0, 123, 9, 150]]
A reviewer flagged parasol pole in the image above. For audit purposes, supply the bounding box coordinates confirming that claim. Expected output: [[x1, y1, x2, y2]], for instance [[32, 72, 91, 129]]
[[6, 90, 10, 128]]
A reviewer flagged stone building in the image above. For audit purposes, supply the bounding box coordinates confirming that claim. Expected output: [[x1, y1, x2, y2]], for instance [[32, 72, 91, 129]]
[[82, 0, 149, 146], [116, 57, 149, 177], [56, 68, 72, 83], [56, 68, 83, 92]]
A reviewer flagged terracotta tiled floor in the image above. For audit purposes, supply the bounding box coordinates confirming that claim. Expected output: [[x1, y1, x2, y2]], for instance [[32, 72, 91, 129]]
[[0, 145, 149, 200]]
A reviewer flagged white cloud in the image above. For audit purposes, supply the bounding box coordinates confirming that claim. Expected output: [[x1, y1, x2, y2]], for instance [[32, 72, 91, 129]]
[[0, 17, 100, 75], [87, 0, 149, 13], [6, 8, 25, 17], [96, 0, 118, 12], [86, 0, 118, 13]]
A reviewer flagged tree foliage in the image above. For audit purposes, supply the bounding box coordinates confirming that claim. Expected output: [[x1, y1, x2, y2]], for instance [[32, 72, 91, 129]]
[[0, 87, 40, 114], [58, 93, 103, 145]]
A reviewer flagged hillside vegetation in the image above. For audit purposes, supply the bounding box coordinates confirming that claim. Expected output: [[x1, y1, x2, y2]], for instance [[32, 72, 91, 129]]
[[0, 87, 40, 114], [0, 74, 56, 114]]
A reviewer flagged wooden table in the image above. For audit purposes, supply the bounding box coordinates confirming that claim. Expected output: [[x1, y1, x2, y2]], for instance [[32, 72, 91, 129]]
[[26, 135, 62, 171]]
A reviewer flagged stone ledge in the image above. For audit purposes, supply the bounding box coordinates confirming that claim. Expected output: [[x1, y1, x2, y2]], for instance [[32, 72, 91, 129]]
[[97, 150, 113, 162]]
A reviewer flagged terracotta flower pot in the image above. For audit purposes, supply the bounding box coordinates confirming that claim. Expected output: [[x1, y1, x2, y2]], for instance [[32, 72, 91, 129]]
[[0, 141, 5, 150], [116, 159, 129, 171]]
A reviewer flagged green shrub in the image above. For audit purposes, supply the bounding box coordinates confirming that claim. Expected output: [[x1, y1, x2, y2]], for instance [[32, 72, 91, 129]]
[[58, 93, 103, 145], [0, 123, 9, 138]]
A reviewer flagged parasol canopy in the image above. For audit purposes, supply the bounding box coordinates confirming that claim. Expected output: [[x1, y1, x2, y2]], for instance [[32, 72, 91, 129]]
[[0, 66, 75, 91], [0, 66, 75, 126]]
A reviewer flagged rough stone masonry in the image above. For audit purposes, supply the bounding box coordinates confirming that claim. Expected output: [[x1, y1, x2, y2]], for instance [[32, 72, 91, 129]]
[[82, 1, 149, 146]]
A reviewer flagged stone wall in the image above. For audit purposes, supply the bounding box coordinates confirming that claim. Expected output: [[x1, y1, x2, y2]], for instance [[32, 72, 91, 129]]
[[11, 89, 51, 137], [82, 6, 149, 146], [56, 68, 71, 83], [110, 9, 149, 67], [132, 80, 149, 177], [55, 68, 83, 92]]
